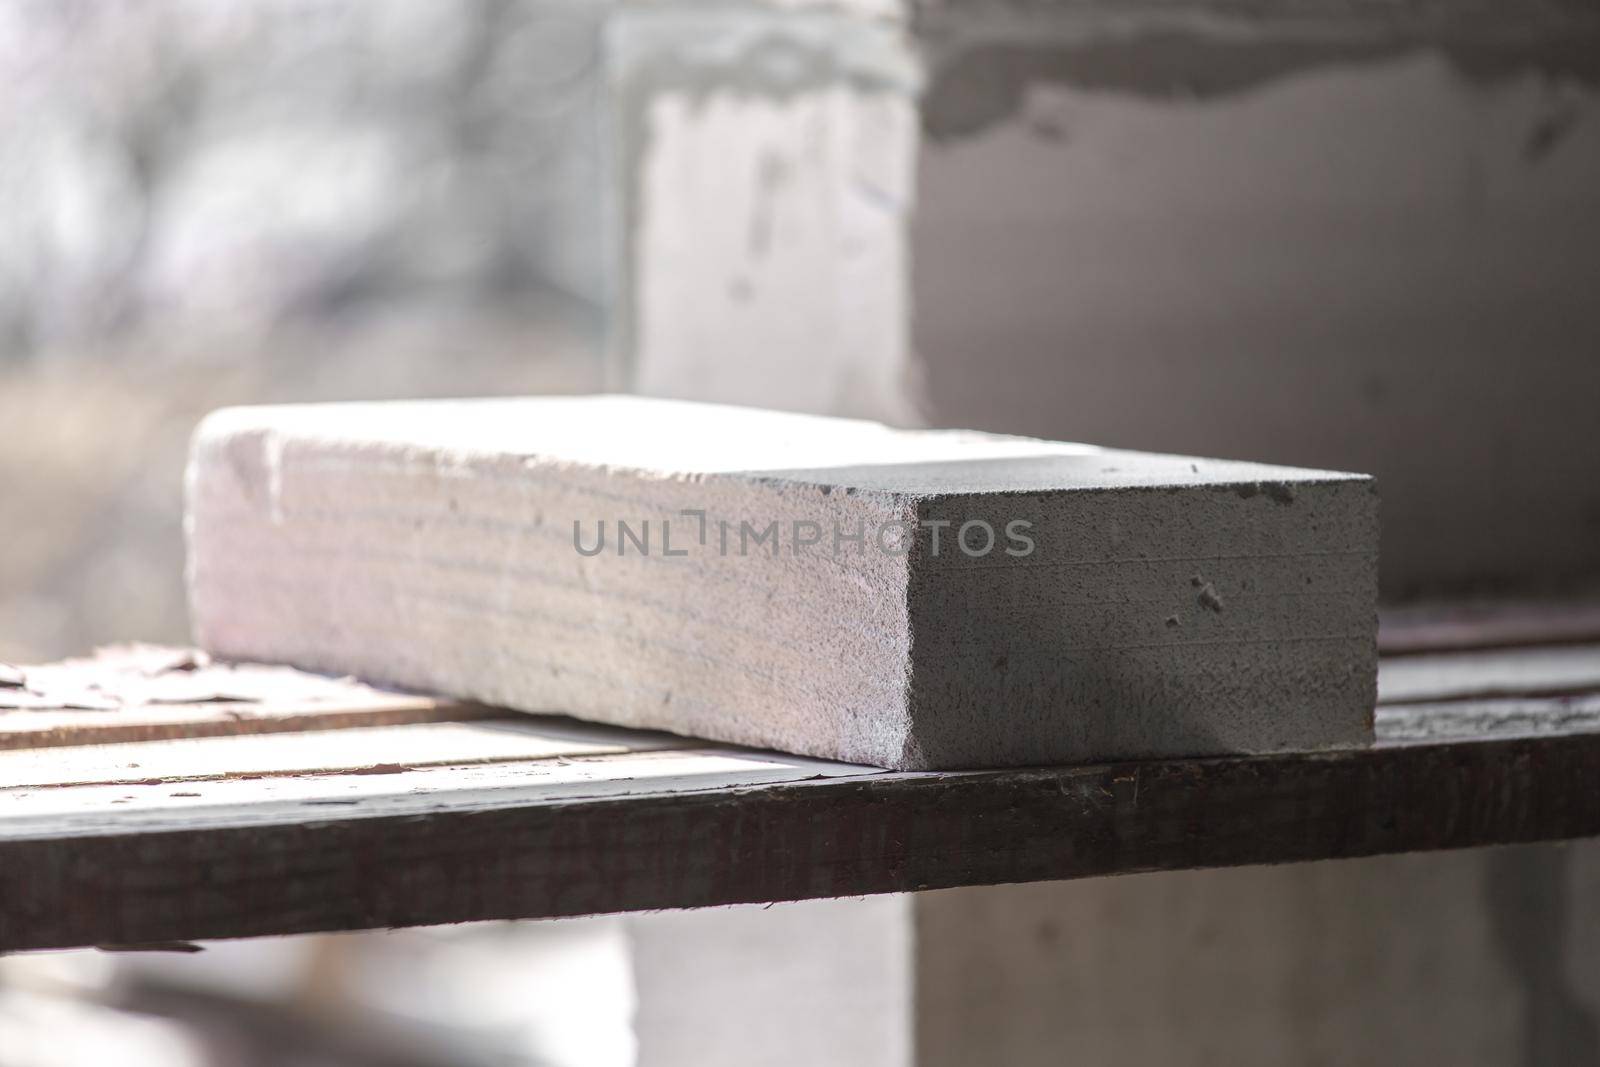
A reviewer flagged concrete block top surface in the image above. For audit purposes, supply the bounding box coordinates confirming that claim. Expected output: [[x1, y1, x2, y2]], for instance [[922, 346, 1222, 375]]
[[193, 394, 1367, 496], [187, 395, 1379, 770]]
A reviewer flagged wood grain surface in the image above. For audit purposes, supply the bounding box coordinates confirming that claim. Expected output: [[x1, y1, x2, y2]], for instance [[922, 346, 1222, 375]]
[[2, 638, 1599, 953]]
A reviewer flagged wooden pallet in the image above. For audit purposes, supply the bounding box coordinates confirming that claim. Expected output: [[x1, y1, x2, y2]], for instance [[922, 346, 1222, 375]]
[[3, 624, 1600, 954]]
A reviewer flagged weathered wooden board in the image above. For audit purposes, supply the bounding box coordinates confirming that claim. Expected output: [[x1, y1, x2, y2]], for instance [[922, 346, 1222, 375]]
[[4, 714, 1600, 954], [1377, 695, 1600, 743], [1377, 643, 1600, 704], [1379, 598, 1600, 655], [0, 646, 496, 750], [0, 748, 877, 832], [0, 699, 493, 752], [0, 719, 693, 789], [2, 640, 1599, 953]]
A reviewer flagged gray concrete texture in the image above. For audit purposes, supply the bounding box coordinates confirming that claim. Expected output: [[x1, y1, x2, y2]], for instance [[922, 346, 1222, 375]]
[[185, 396, 1376, 768], [910, 27, 1600, 599]]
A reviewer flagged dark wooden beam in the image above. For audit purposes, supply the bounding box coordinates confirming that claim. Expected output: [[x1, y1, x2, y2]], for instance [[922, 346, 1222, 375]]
[[5, 718, 1600, 953]]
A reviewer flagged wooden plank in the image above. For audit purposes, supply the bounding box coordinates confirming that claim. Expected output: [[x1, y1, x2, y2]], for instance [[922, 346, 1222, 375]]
[[0, 719, 695, 790], [0, 646, 495, 750], [0, 699, 500, 752], [2, 636, 1598, 952], [3, 691, 1600, 953], [1376, 643, 1600, 704], [0, 748, 879, 833], [1379, 598, 1600, 655], [1378, 695, 1600, 744]]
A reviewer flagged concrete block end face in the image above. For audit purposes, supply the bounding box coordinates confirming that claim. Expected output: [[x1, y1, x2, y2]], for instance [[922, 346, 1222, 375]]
[[899, 475, 1379, 769], [185, 396, 1379, 770]]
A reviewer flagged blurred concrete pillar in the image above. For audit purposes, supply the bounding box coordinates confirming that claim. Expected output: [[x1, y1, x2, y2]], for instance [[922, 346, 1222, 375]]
[[620, 842, 1600, 1065], [623, 841, 1600, 1066], [601, 9, 920, 1063], [629, 896, 914, 1067], [918, 843, 1600, 1066], [605, 0, 924, 424]]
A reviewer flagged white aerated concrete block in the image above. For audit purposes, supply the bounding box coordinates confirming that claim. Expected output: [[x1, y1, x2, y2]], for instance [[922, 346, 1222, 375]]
[[186, 396, 1377, 769]]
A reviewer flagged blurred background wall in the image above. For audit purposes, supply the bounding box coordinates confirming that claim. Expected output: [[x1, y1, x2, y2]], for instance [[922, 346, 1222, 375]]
[[912, 15, 1600, 599], [0, 0, 606, 662]]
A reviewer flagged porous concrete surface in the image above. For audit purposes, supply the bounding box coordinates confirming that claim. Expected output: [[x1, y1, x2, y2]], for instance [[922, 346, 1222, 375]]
[[186, 395, 1377, 769]]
